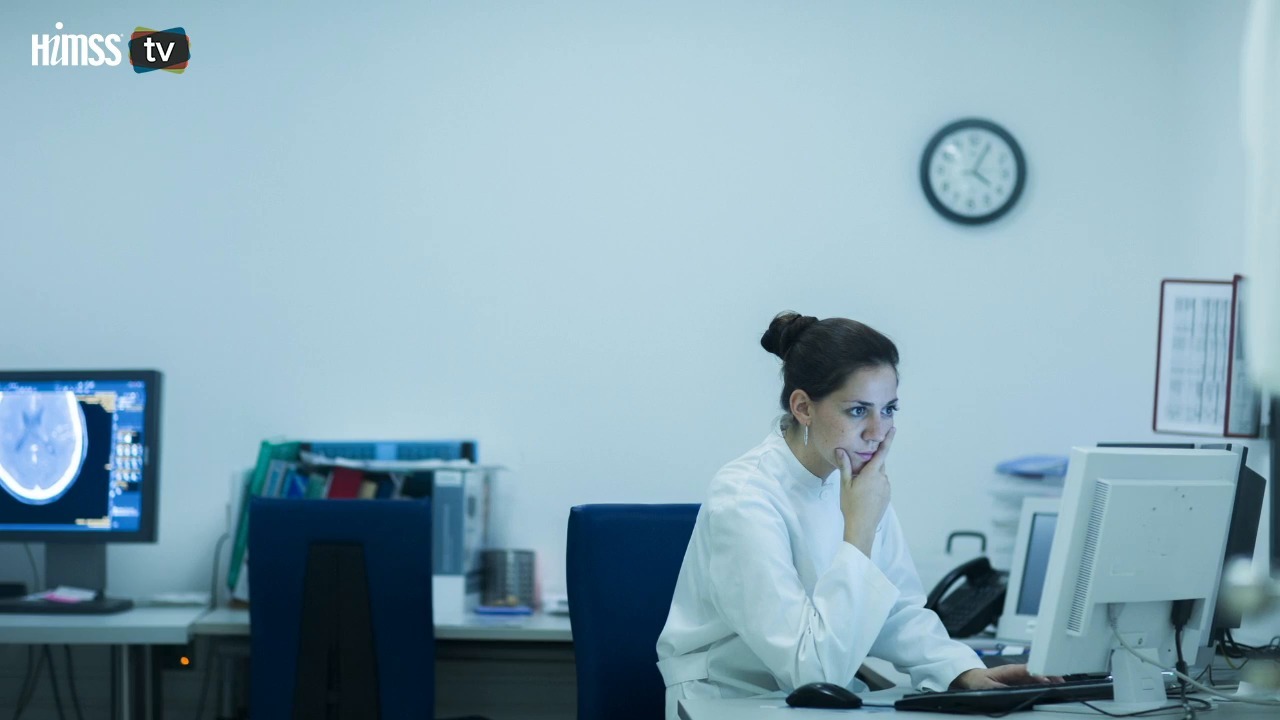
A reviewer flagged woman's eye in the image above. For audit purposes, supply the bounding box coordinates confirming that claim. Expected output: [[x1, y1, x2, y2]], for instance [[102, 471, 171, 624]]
[[849, 407, 866, 418], [884, 406, 898, 417]]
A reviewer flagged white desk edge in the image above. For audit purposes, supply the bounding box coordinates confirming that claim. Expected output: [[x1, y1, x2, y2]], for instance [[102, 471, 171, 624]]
[[0, 606, 207, 645], [190, 607, 574, 642]]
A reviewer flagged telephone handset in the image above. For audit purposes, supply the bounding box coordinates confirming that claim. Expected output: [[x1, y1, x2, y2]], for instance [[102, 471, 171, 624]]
[[924, 556, 1008, 638]]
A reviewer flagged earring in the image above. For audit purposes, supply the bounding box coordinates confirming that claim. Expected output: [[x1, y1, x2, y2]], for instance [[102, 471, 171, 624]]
[[803, 425, 809, 447]]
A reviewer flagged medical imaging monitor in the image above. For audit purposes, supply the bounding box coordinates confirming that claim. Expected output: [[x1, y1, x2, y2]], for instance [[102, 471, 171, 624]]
[[0, 370, 161, 607]]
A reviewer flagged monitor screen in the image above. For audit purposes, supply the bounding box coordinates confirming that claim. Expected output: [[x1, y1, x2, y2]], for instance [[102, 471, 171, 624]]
[[0, 370, 160, 541], [1015, 511, 1057, 617], [996, 497, 1059, 643]]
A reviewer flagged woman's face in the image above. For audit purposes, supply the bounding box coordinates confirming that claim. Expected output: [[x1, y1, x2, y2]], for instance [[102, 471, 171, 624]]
[[809, 364, 898, 475]]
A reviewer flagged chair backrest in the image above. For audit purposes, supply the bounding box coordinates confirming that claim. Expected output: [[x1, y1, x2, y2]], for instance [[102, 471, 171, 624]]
[[249, 498, 435, 719], [566, 503, 699, 720]]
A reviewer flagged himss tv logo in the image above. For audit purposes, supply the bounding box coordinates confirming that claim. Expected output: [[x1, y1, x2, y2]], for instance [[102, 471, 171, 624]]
[[31, 22, 190, 74], [31, 23, 123, 66], [129, 27, 191, 74]]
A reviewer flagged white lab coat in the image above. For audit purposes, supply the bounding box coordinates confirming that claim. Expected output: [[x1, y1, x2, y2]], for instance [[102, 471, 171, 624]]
[[656, 426, 983, 720]]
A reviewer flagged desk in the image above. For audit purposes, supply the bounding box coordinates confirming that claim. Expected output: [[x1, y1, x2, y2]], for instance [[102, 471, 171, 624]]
[[191, 607, 577, 720], [678, 696, 1280, 720], [0, 606, 208, 720], [191, 606, 573, 641]]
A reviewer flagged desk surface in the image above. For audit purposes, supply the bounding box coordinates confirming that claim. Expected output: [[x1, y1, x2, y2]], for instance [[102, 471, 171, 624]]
[[0, 606, 206, 645], [192, 607, 573, 642], [678, 696, 1280, 720]]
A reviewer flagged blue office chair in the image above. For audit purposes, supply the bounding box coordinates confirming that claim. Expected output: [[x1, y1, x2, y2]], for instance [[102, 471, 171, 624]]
[[249, 498, 435, 719], [566, 503, 699, 720]]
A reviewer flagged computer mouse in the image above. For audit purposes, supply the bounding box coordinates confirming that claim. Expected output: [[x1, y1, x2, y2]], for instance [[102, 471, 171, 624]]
[[785, 682, 864, 709]]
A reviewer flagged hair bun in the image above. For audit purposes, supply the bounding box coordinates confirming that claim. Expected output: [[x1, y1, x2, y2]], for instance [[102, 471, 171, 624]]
[[760, 311, 818, 360]]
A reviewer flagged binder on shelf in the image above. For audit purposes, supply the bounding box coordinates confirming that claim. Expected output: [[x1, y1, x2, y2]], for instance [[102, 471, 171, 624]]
[[1154, 276, 1261, 437], [432, 468, 490, 623], [226, 438, 490, 608], [263, 459, 295, 498], [326, 467, 364, 499], [226, 440, 302, 596], [282, 470, 309, 499], [384, 465, 492, 622], [304, 472, 329, 499]]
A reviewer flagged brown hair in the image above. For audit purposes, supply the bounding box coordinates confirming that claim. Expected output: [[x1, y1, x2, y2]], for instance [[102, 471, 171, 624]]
[[760, 311, 899, 427]]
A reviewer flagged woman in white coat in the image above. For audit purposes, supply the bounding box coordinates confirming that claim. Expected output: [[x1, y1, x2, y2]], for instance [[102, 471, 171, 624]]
[[656, 311, 1050, 719]]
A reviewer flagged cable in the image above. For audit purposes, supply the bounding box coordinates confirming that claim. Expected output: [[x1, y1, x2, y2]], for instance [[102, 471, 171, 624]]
[[61, 647, 84, 720], [1170, 600, 1192, 709], [1174, 627, 1188, 706], [192, 638, 218, 720], [194, 532, 233, 720], [208, 532, 230, 610], [980, 690, 1054, 717], [1078, 697, 1211, 718], [1107, 606, 1280, 707], [1221, 648, 1245, 671], [1225, 630, 1275, 652], [10, 645, 39, 720], [1222, 630, 1252, 659], [42, 647, 67, 720], [23, 544, 40, 592], [13, 541, 51, 720], [977, 687, 1215, 718]]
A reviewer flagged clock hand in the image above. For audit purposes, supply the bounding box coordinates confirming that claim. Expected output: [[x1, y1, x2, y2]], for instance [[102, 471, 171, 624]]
[[972, 169, 991, 186], [971, 142, 991, 174]]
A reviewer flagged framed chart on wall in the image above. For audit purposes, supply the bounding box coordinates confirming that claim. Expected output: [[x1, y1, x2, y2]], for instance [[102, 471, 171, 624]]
[[1153, 276, 1261, 437]]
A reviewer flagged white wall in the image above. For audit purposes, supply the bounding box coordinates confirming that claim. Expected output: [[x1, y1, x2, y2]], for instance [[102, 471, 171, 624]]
[[0, 0, 1266, 609]]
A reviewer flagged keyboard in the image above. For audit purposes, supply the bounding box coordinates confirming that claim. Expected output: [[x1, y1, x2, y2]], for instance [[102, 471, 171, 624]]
[[894, 677, 1117, 714]]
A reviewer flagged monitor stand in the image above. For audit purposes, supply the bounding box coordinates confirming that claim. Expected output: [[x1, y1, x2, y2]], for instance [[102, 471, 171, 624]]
[[0, 543, 133, 615], [1038, 648, 1181, 717]]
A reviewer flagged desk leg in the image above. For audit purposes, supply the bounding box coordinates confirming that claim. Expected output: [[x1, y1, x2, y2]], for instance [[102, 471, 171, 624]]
[[114, 645, 131, 720], [126, 645, 162, 720], [219, 653, 235, 720], [148, 646, 162, 720], [110, 646, 118, 720]]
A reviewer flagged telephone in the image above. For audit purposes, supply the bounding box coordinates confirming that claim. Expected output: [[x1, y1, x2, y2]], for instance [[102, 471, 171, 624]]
[[924, 556, 1008, 638]]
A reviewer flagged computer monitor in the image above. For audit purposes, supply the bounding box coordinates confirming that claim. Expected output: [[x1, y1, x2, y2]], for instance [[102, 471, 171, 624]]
[[1098, 442, 1266, 651], [996, 497, 1059, 643], [1028, 447, 1240, 714], [0, 370, 161, 609], [1271, 396, 1279, 573]]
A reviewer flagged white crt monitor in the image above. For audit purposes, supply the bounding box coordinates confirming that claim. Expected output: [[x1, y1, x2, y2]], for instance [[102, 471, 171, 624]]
[[996, 497, 1059, 644], [1028, 447, 1240, 714]]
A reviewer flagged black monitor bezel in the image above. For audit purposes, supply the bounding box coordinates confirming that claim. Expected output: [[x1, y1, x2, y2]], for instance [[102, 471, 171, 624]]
[[0, 369, 161, 543], [1272, 397, 1279, 575]]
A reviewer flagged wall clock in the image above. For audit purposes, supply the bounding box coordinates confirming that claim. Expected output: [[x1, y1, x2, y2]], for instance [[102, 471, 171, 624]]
[[920, 118, 1025, 225]]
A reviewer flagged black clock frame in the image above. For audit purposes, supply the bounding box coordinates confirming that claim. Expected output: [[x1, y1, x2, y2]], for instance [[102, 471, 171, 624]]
[[920, 118, 1026, 225]]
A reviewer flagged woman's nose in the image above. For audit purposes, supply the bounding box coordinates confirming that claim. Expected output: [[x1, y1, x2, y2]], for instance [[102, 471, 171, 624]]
[[864, 415, 888, 442]]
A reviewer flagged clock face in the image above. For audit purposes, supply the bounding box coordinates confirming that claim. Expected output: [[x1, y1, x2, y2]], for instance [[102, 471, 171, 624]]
[[920, 119, 1025, 225]]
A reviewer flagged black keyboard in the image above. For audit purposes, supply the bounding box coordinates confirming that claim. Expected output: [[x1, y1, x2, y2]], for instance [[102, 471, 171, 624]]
[[894, 678, 1118, 714]]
